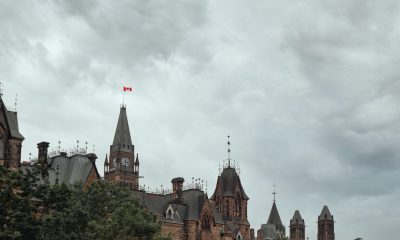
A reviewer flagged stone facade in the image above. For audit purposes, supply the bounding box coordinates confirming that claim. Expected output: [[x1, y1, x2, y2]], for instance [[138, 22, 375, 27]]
[[317, 206, 334, 240], [0, 97, 24, 169], [104, 105, 140, 190], [289, 210, 305, 240]]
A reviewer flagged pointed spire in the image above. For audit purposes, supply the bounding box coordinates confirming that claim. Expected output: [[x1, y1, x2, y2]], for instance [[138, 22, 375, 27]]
[[319, 205, 333, 220], [104, 154, 109, 166], [112, 105, 133, 152], [135, 153, 139, 165], [267, 201, 286, 235], [290, 210, 305, 225]]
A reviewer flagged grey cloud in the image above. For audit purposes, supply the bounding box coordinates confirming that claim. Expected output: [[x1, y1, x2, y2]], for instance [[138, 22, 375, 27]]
[[1, 0, 399, 239]]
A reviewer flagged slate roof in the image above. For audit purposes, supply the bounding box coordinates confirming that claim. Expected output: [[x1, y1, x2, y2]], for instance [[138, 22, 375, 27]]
[[5, 110, 24, 140], [112, 106, 133, 153], [266, 202, 286, 236], [20, 154, 99, 186], [47, 154, 96, 186], [132, 189, 224, 224], [259, 223, 277, 239], [318, 205, 333, 220], [290, 210, 305, 225], [213, 167, 249, 199]]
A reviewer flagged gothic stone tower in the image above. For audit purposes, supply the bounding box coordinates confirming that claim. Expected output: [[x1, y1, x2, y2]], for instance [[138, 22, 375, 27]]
[[0, 96, 24, 169], [290, 210, 305, 240], [104, 105, 139, 189], [317, 206, 334, 240], [210, 137, 250, 239]]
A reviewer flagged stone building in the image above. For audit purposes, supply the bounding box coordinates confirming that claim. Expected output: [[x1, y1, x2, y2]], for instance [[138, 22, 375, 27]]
[[289, 210, 305, 240], [257, 200, 286, 240], [104, 104, 140, 189], [0, 95, 24, 169], [20, 141, 101, 187], [317, 206, 334, 240], [105, 104, 251, 239]]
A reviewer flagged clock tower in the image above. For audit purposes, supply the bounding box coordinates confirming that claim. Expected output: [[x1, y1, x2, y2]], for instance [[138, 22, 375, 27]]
[[104, 104, 139, 190]]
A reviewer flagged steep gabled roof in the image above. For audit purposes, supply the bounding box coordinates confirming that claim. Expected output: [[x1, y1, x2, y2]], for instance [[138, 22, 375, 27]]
[[47, 154, 97, 186], [319, 205, 333, 220], [212, 167, 249, 200], [132, 189, 224, 224], [267, 201, 286, 235], [5, 110, 24, 140], [290, 210, 305, 225], [112, 106, 133, 152]]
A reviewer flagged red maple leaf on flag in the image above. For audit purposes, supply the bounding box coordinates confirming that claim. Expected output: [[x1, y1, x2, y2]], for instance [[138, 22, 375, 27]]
[[123, 86, 133, 92]]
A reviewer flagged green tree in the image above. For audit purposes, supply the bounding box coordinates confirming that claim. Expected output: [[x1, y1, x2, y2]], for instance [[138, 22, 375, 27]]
[[0, 166, 169, 240], [0, 166, 41, 240], [39, 181, 169, 240]]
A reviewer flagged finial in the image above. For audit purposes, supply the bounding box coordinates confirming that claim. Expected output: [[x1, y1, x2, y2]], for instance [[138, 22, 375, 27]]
[[227, 135, 231, 167], [14, 94, 17, 111], [92, 144, 95, 153], [58, 141, 61, 153], [272, 183, 277, 202], [0, 82, 3, 97], [85, 141, 88, 151], [55, 164, 60, 185], [29, 152, 32, 161]]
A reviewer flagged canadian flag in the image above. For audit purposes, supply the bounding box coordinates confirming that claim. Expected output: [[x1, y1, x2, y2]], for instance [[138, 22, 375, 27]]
[[123, 86, 133, 92]]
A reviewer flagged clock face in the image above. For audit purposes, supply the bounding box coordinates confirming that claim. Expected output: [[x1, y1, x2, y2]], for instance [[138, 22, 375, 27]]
[[121, 157, 130, 167]]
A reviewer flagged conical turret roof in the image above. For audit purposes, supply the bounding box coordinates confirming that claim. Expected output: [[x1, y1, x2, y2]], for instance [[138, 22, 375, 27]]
[[111, 106, 133, 153], [318, 205, 333, 220], [267, 202, 286, 235], [290, 210, 305, 225], [267, 202, 283, 226]]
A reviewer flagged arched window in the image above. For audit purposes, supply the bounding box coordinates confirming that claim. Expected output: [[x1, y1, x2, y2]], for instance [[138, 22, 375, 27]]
[[225, 200, 230, 217], [235, 193, 241, 216], [166, 209, 172, 219], [201, 213, 213, 231]]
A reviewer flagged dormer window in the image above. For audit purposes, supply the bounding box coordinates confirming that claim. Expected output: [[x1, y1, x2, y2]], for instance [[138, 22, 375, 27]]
[[166, 209, 172, 219]]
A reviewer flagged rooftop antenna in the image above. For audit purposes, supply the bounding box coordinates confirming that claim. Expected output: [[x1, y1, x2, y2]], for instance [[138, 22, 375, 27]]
[[273, 183, 277, 202], [227, 135, 231, 167]]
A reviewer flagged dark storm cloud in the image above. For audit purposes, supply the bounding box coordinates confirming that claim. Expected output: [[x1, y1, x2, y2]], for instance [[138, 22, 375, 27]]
[[1, 0, 399, 239]]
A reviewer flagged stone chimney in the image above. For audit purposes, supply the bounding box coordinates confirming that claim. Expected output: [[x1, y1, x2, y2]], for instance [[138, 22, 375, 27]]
[[86, 153, 97, 164], [37, 142, 49, 178], [171, 177, 184, 201]]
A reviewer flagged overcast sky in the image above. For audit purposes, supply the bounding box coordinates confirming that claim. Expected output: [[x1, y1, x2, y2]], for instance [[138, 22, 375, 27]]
[[1, 0, 400, 239]]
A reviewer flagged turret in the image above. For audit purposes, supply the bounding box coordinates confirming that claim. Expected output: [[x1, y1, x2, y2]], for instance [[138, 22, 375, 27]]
[[317, 205, 334, 240], [105, 105, 139, 190], [290, 210, 305, 240]]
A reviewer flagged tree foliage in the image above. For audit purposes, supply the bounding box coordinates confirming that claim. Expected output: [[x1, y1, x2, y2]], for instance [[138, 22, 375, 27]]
[[0, 166, 169, 240]]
